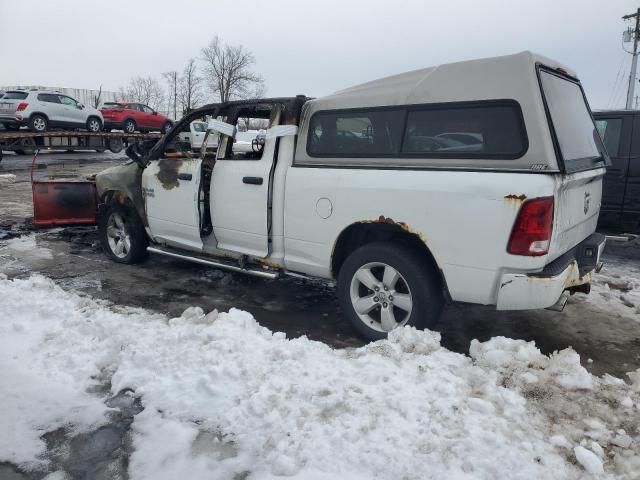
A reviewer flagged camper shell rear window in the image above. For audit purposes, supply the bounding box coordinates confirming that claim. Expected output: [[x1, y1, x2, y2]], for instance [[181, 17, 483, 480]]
[[537, 66, 607, 173]]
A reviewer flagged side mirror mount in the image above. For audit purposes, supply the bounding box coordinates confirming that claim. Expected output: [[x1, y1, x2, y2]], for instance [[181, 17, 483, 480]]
[[77, 103, 84, 109], [152, 111, 158, 115]]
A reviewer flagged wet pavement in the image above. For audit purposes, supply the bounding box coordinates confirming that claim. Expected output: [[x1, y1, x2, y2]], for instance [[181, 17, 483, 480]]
[[1, 150, 640, 479]]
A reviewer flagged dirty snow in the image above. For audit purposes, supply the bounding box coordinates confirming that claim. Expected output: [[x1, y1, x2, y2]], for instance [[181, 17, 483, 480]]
[[0, 173, 17, 184], [1, 234, 54, 260], [0, 274, 639, 479], [584, 258, 640, 320]]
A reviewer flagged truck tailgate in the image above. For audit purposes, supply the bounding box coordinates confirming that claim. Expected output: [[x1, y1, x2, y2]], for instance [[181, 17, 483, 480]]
[[549, 167, 605, 260]]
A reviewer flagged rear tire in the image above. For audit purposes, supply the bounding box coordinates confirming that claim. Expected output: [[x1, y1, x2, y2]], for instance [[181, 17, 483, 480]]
[[337, 242, 443, 342], [124, 119, 136, 134], [98, 204, 148, 264], [108, 137, 124, 153], [29, 114, 48, 132]]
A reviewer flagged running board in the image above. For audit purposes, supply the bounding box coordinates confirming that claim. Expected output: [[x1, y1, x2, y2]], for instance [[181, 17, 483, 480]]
[[147, 246, 279, 280]]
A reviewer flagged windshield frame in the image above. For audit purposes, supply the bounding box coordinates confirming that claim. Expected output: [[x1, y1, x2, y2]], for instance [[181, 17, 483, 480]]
[[536, 64, 609, 174]]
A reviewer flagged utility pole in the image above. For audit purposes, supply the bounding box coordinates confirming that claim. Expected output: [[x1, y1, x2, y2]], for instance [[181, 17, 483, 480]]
[[173, 71, 178, 120], [624, 8, 640, 109]]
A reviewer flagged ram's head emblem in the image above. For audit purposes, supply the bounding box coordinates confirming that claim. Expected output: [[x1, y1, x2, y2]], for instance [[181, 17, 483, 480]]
[[584, 192, 591, 215]]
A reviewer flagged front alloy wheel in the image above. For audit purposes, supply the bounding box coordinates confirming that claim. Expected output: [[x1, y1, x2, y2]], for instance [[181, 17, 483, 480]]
[[98, 204, 148, 264], [350, 262, 413, 333], [87, 117, 102, 132], [107, 211, 131, 259]]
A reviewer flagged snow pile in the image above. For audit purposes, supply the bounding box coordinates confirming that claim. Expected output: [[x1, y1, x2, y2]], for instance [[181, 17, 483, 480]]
[[0, 173, 17, 184], [1, 235, 54, 261], [1, 275, 639, 479]]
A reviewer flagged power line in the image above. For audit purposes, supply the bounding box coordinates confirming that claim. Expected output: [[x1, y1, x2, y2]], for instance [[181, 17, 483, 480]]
[[608, 53, 627, 108]]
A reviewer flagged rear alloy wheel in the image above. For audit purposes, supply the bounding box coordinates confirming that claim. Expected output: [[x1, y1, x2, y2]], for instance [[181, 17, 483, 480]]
[[124, 119, 136, 134], [29, 114, 48, 132], [338, 242, 443, 341], [98, 204, 148, 264], [162, 121, 173, 134], [86, 117, 102, 132]]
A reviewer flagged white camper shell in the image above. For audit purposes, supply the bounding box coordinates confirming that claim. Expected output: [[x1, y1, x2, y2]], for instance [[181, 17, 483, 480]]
[[95, 51, 608, 341]]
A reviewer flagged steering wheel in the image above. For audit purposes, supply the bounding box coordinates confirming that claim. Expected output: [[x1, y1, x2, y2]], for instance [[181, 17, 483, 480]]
[[251, 136, 265, 154]]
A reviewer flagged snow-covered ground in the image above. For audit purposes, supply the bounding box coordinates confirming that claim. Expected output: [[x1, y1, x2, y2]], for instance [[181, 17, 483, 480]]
[[1, 274, 639, 479]]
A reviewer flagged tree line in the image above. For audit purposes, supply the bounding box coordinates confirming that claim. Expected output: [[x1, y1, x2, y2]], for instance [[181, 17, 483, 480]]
[[115, 35, 265, 119]]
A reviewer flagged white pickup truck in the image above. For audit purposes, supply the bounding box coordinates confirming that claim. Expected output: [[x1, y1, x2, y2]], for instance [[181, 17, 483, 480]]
[[94, 51, 608, 340]]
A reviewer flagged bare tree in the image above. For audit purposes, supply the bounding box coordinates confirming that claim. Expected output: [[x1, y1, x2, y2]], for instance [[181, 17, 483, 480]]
[[163, 71, 179, 120], [117, 76, 165, 111], [178, 58, 203, 114], [92, 85, 103, 109], [201, 35, 265, 102]]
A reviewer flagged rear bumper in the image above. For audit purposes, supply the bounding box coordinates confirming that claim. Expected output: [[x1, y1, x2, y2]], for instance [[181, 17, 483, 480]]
[[0, 115, 26, 127], [496, 233, 605, 310]]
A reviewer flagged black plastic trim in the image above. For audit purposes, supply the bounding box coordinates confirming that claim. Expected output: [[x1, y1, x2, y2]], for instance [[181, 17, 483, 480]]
[[534, 233, 605, 277]]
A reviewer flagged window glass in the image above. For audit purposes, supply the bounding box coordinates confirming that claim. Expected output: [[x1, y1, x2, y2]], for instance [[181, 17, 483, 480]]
[[127, 104, 140, 111], [37, 93, 61, 103], [540, 70, 601, 171], [59, 95, 78, 107], [141, 105, 154, 114], [219, 117, 268, 160], [192, 122, 206, 132], [308, 110, 404, 156], [3, 91, 28, 100], [595, 118, 623, 157], [402, 105, 524, 156]]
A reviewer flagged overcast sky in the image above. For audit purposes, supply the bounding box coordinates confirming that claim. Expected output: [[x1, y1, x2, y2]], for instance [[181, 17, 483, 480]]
[[0, 0, 638, 109]]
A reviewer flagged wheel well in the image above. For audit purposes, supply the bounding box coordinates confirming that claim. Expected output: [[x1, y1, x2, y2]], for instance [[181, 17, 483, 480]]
[[331, 222, 445, 290], [102, 190, 135, 209], [124, 117, 136, 125], [29, 112, 49, 121], [87, 115, 101, 123]]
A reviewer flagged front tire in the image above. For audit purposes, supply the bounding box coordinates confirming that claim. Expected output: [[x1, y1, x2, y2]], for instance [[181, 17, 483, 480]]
[[337, 242, 443, 341], [86, 117, 102, 132], [98, 204, 148, 264], [29, 114, 48, 132]]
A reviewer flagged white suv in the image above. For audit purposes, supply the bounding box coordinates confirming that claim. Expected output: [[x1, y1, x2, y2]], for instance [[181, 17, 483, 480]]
[[0, 90, 104, 132]]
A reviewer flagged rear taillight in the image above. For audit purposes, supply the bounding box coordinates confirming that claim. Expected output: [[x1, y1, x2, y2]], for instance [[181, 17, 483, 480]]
[[507, 197, 554, 256], [16, 102, 28, 111]]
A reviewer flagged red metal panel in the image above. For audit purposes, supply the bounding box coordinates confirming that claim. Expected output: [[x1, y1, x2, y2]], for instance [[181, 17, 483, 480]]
[[32, 181, 97, 226]]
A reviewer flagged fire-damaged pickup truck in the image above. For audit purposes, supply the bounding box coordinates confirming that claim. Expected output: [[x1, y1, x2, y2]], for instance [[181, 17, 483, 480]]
[[87, 52, 608, 340]]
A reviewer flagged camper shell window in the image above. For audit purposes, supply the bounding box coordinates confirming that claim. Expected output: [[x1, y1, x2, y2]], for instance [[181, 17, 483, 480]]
[[306, 100, 527, 160]]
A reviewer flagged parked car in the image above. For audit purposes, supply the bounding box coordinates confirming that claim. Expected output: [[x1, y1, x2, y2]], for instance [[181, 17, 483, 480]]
[[0, 90, 104, 132], [593, 110, 640, 233], [101, 102, 173, 134], [80, 51, 608, 342]]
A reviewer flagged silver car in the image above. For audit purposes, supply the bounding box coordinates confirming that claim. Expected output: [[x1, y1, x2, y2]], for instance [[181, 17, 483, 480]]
[[0, 90, 104, 132]]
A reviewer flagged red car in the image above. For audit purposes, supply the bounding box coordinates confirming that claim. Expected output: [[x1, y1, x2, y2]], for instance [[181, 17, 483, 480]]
[[101, 102, 173, 134]]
